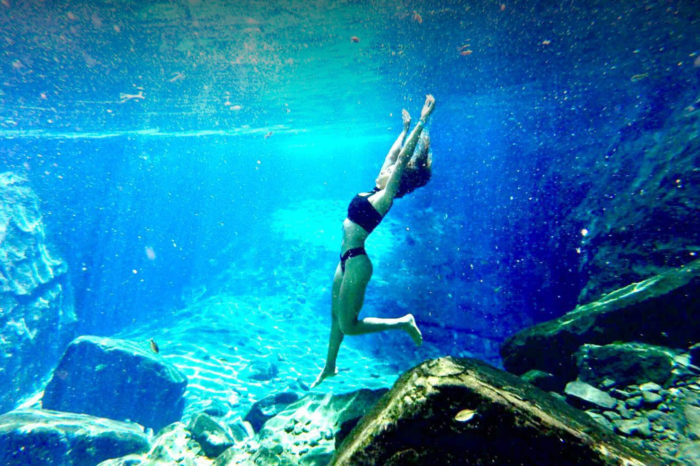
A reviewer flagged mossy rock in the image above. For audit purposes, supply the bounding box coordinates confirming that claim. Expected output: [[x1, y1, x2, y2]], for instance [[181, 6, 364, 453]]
[[332, 357, 656, 465], [501, 261, 700, 383]]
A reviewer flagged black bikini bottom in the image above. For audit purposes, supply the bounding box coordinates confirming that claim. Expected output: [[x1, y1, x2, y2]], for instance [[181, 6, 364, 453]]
[[340, 247, 367, 273]]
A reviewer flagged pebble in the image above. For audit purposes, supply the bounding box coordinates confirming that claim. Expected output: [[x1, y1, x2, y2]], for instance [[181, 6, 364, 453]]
[[639, 382, 662, 392], [600, 378, 616, 389], [322, 429, 334, 440], [646, 410, 663, 421], [587, 411, 613, 430], [642, 391, 663, 406], [618, 406, 635, 420], [611, 388, 633, 399], [603, 410, 621, 421], [614, 418, 653, 438], [626, 396, 643, 409]]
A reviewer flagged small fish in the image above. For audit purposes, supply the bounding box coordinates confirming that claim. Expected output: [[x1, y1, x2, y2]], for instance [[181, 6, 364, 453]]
[[541, 39, 551, 45], [412, 10, 422, 23], [168, 72, 185, 83], [149, 338, 159, 354], [460, 50, 473, 56], [119, 91, 145, 103], [454, 409, 476, 422], [630, 73, 648, 82], [350, 36, 360, 43], [264, 131, 273, 139]]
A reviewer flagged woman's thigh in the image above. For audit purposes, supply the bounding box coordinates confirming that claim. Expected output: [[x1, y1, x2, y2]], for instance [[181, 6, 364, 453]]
[[337, 256, 373, 323], [330, 263, 343, 317]]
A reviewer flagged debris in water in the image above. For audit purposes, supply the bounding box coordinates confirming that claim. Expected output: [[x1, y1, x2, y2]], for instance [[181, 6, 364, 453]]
[[454, 409, 476, 422]]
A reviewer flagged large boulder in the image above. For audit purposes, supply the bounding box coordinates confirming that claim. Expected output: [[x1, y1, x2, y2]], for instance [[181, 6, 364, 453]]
[[575, 342, 677, 387], [332, 357, 655, 465], [0, 408, 149, 466], [501, 261, 700, 384], [0, 172, 76, 412], [42, 336, 187, 431]]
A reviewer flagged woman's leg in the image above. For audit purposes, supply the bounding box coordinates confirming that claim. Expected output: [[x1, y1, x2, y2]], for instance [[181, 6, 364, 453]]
[[311, 264, 345, 388], [337, 256, 422, 345]]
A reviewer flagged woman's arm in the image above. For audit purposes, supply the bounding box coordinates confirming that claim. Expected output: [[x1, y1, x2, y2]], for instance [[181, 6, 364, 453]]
[[382, 95, 435, 201], [379, 109, 411, 175]]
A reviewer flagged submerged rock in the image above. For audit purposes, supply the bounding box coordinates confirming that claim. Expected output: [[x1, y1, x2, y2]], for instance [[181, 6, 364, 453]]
[[219, 388, 387, 465], [244, 391, 300, 432], [0, 172, 76, 413], [332, 357, 654, 465], [501, 261, 700, 384], [520, 369, 564, 392], [575, 342, 677, 387], [186, 413, 234, 458], [0, 408, 149, 466], [100, 422, 203, 465], [564, 380, 618, 410], [42, 335, 187, 431]]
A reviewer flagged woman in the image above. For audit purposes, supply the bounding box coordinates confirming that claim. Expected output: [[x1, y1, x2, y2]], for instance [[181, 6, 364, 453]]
[[312, 94, 436, 388]]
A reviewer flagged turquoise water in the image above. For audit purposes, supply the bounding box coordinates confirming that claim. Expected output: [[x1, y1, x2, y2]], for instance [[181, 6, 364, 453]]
[[0, 0, 699, 457]]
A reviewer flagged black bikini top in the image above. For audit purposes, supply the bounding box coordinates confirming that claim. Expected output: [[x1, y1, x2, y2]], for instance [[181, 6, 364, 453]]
[[347, 187, 383, 233]]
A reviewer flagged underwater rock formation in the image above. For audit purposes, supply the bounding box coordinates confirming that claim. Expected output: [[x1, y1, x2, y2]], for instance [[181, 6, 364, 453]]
[[0, 408, 149, 465], [244, 391, 300, 432], [99, 422, 206, 465], [0, 172, 76, 414], [103, 388, 385, 465], [500, 261, 700, 463], [566, 95, 700, 303], [331, 357, 652, 465], [187, 413, 235, 458], [575, 342, 678, 387], [501, 260, 700, 384], [42, 335, 187, 431], [218, 388, 387, 465]]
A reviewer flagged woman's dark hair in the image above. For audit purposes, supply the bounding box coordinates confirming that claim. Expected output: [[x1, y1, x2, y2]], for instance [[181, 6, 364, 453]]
[[395, 132, 432, 199]]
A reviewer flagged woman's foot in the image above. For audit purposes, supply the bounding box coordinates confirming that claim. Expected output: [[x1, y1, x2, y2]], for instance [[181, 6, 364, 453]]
[[402, 109, 411, 130], [403, 314, 423, 346], [311, 366, 338, 388]]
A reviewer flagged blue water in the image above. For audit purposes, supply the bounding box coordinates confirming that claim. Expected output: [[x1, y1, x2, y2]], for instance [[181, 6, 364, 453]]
[[1, 0, 698, 422]]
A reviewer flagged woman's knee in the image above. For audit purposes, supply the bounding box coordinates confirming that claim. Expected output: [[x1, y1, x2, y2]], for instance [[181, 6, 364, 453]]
[[338, 318, 359, 335]]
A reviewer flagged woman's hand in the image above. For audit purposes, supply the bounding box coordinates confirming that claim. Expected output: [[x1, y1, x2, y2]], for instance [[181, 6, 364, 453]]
[[420, 94, 436, 121], [402, 109, 411, 130]]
